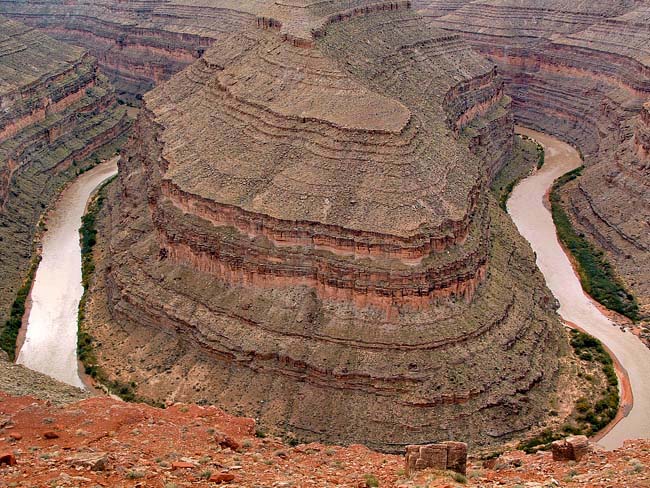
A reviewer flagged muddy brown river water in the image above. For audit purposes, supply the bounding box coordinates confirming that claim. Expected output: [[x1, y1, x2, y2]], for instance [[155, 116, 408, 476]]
[[17, 159, 118, 388], [508, 128, 650, 449]]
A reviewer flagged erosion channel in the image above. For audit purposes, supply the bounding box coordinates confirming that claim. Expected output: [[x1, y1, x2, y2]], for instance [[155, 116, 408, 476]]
[[508, 128, 650, 449], [17, 159, 118, 388]]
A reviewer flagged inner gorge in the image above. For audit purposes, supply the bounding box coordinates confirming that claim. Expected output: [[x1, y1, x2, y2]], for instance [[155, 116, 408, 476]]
[[0, 1, 649, 485]]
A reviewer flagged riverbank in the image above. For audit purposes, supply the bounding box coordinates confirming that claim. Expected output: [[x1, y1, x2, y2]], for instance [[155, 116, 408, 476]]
[[550, 167, 639, 321], [16, 159, 118, 387], [508, 128, 650, 449]]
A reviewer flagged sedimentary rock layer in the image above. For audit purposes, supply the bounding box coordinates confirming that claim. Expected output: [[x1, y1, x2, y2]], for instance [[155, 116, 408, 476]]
[[0, 16, 129, 327], [91, 3, 565, 452], [0, 0, 259, 101], [426, 0, 650, 316]]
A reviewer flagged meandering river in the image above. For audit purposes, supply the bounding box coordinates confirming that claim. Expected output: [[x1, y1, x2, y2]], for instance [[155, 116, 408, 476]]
[[17, 159, 118, 388], [12, 130, 649, 448], [508, 128, 650, 449]]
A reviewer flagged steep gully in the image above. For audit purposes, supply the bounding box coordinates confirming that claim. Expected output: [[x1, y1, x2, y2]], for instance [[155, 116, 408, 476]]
[[16, 159, 118, 388], [508, 128, 650, 450], [12, 130, 647, 447]]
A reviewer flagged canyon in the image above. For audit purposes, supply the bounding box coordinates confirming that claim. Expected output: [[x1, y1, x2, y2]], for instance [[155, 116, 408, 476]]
[[1, 1, 645, 317], [422, 0, 650, 318], [0, 15, 129, 346], [86, 2, 565, 452], [0, 0, 648, 469]]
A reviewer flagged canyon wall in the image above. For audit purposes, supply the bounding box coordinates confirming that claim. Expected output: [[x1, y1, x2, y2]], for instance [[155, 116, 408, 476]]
[[85, 3, 567, 452], [424, 0, 650, 316], [0, 16, 129, 327], [0, 0, 259, 102]]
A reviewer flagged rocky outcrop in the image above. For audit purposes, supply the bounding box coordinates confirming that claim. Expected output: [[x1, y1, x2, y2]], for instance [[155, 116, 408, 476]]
[[635, 102, 650, 160], [82, 2, 568, 453], [425, 0, 650, 316], [0, 16, 129, 328]]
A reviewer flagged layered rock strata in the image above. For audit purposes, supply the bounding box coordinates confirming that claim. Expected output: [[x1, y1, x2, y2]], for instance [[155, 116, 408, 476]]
[[0, 0, 260, 101], [94, 3, 565, 452], [426, 0, 650, 316], [0, 16, 129, 326]]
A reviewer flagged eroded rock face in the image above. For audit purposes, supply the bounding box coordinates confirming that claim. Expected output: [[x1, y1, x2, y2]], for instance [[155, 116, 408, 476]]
[[0, 0, 259, 102], [0, 16, 129, 328], [98, 3, 564, 452], [425, 0, 650, 316]]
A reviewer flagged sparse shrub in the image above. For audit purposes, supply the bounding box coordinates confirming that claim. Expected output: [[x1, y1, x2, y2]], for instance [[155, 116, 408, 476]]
[[451, 472, 467, 484], [363, 474, 379, 487], [126, 470, 144, 479]]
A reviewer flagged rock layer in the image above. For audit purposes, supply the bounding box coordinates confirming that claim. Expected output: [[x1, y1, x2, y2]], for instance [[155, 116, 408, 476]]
[[90, 3, 566, 452], [0, 0, 259, 101], [425, 0, 650, 316], [0, 16, 129, 327]]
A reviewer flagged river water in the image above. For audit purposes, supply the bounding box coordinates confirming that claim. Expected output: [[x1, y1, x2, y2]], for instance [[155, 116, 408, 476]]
[[508, 128, 650, 449], [17, 159, 118, 388]]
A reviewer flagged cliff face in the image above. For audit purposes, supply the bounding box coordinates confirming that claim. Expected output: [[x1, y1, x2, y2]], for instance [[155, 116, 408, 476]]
[[0, 0, 259, 102], [85, 2, 567, 453], [424, 0, 650, 316], [0, 16, 129, 327]]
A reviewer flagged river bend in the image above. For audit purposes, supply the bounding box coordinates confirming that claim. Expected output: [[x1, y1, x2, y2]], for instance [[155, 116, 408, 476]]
[[508, 128, 650, 449]]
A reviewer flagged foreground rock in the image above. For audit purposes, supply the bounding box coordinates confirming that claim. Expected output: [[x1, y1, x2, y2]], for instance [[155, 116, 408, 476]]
[[1, 392, 649, 487], [405, 442, 467, 475], [552, 435, 591, 462]]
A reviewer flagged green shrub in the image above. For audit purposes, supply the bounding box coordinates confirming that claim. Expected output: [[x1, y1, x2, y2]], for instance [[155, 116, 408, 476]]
[[363, 474, 379, 487], [452, 472, 468, 484], [0, 255, 41, 359], [550, 167, 639, 320], [536, 144, 545, 169]]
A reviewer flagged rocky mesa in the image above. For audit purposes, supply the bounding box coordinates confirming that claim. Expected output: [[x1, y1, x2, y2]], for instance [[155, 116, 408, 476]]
[[73, 1, 570, 453], [0, 0, 261, 102]]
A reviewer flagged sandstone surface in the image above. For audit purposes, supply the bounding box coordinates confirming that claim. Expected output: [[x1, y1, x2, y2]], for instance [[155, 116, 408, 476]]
[[1, 391, 650, 487]]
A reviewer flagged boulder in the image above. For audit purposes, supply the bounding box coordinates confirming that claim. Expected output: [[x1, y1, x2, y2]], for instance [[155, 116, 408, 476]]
[[66, 452, 110, 471], [214, 432, 240, 451], [405, 441, 467, 475], [552, 435, 591, 462], [0, 452, 16, 466], [209, 472, 236, 483]]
